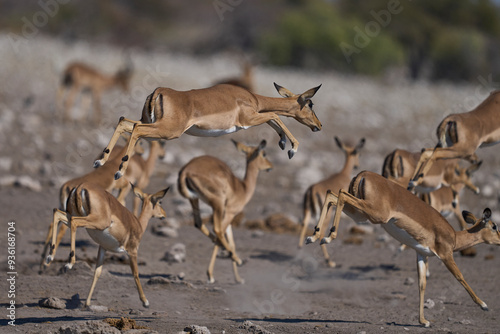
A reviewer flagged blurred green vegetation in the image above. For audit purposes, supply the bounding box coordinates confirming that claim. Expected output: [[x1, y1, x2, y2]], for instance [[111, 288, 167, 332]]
[[2, 0, 500, 81]]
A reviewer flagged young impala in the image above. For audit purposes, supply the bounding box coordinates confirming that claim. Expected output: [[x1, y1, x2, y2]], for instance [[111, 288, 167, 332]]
[[306, 171, 500, 327], [94, 82, 321, 179], [409, 90, 500, 190], [45, 182, 169, 308], [178, 140, 272, 284], [39, 140, 165, 271], [298, 136, 365, 267], [58, 61, 133, 124]]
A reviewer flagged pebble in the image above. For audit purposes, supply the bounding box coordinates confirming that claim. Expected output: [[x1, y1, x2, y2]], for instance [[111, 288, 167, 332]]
[[39, 297, 66, 309], [404, 277, 415, 285], [162, 243, 186, 263]]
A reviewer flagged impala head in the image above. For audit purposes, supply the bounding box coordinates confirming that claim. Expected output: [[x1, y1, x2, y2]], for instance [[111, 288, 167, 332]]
[[232, 139, 273, 172], [334, 136, 366, 169], [448, 161, 482, 194], [132, 185, 169, 219], [463, 208, 500, 245], [274, 82, 322, 132]]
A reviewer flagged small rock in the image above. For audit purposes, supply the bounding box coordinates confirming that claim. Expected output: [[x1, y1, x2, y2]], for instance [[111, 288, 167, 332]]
[[162, 243, 186, 263], [377, 234, 391, 242], [129, 309, 143, 315], [251, 230, 264, 238], [153, 226, 178, 238], [183, 325, 211, 334], [16, 175, 42, 192], [349, 225, 374, 235], [39, 297, 66, 309], [404, 277, 415, 286], [460, 319, 472, 325], [424, 298, 435, 309], [238, 320, 273, 334], [56, 320, 120, 334], [343, 236, 363, 245]]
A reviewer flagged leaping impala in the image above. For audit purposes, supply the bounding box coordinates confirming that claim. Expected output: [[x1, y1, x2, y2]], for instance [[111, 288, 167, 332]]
[[39, 140, 165, 271], [58, 61, 133, 124], [45, 182, 169, 308], [298, 136, 365, 267], [178, 140, 272, 284], [306, 171, 500, 327], [409, 90, 500, 190], [94, 82, 322, 179]]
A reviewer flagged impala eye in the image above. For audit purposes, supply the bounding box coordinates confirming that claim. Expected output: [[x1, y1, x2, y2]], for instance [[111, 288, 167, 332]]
[[493, 224, 497, 231], [308, 101, 313, 108]]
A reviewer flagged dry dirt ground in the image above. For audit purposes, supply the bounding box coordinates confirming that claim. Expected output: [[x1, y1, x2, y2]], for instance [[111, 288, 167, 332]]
[[2, 36, 500, 333]]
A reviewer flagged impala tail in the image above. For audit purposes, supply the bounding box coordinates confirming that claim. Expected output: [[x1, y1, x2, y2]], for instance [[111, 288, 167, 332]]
[[437, 119, 458, 148]]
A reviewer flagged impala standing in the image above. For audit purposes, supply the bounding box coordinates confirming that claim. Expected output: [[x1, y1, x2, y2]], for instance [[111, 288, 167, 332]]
[[409, 90, 500, 190], [94, 82, 322, 179], [298, 136, 365, 267], [178, 140, 272, 284], [58, 61, 133, 124], [45, 182, 169, 307], [306, 171, 500, 327]]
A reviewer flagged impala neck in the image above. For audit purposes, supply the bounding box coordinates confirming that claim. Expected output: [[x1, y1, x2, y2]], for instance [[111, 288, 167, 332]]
[[242, 159, 261, 204], [454, 226, 484, 251], [255, 95, 297, 116], [137, 203, 153, 236], [340, 152, 357, 176]]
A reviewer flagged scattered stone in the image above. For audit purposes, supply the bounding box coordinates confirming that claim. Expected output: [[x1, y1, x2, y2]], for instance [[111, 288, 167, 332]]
[[55, 320, 120, 334], [251, 230, 264, 238], [343, 236, 363, 245], [104, 317, 149, 331], [460, 319, 472, 325], [265, 213, 300, 234], [162, 243, 186, 263], [349, 225, 374, 235], [424, 298, 435, 309], [39, 297, 66, 309], [485, 254, 495, 260], [129, 309, 143, 315], [404, 277, 415, 286], [377, 234, 391, 243], [183, 325, 211, 334], [87, 304, 109, 313], [238, 320, 273, 334], [157, 226, 179, 238], [0, 175, 42, 192]]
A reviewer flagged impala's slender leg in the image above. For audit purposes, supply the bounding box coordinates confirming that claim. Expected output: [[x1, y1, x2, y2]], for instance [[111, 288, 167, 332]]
[[86, 246, 106, 306], [305, 190, 337, 244], [440, 255, 488, 310], [207, 245, 219, 284], [298, 207, 311, 248], [40, 222, 68, 270], [94, 117, 139, 168], [114, 123, 179, 179], [213, 209, 242, 265], [128, 251, 149, 307], [66, 215, 106, 269], [417, 254, 430, 327], [225, 225, 244, 284], [189, 198, 218, 243], [267, 115, 299, 159], [267, 120, 287, 150], [46, 209, 69, 265]]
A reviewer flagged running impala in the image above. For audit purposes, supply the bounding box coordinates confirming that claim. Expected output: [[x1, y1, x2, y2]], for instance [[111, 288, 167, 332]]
[[94, 83, 322, 179]]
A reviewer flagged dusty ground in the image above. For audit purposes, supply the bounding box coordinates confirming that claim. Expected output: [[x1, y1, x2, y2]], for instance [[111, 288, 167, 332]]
[[2, 35, 500, 333]]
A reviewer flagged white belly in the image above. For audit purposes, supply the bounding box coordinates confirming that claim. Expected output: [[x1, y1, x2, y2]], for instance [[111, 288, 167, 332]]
[[86, 226, 125, 253], [383, 218, 435, 257], [185, 125, 251, 137]]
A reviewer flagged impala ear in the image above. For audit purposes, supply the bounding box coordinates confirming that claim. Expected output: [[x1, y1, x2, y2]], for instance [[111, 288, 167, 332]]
[[274, 82, 294, 98], [356, 138, 366, 151], [258, 140, 267, 151], [482, 208, 492, 222], [232, 139, 251, 153], [462, 210, 477, 225], [334, 136, 343, 150], [132, 183, 145, 201], [152, 186, 170, 206], [300, 84, 322, 100]]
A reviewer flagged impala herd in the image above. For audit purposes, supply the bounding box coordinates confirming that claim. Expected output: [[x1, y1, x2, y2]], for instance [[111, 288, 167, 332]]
[[40, 59, 500, 328]]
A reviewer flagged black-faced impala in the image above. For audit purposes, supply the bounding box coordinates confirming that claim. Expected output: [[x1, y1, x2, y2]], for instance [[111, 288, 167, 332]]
[[306, 171, 500, 327], [178, 140, 272, 284], [298, 136, 365, 267], [45, 182, 169, 307], [94, 83, 321, 179]]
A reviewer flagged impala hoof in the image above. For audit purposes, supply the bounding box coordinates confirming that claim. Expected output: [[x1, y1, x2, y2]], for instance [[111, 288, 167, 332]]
[[143, 300, 150, 308], [305, 236, 314, 244], [114, 171, 123, 180], [45, 255, 53, 264], [207, 277, 215, 284], [422, 321, 431, 328], [64, 263, 74, 270], [288, 149, 295, 159], [320, 237, 330, 245], [93, 160, 102, 168], [481, 302, 489, 311], [279, 139, 286, 150]]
